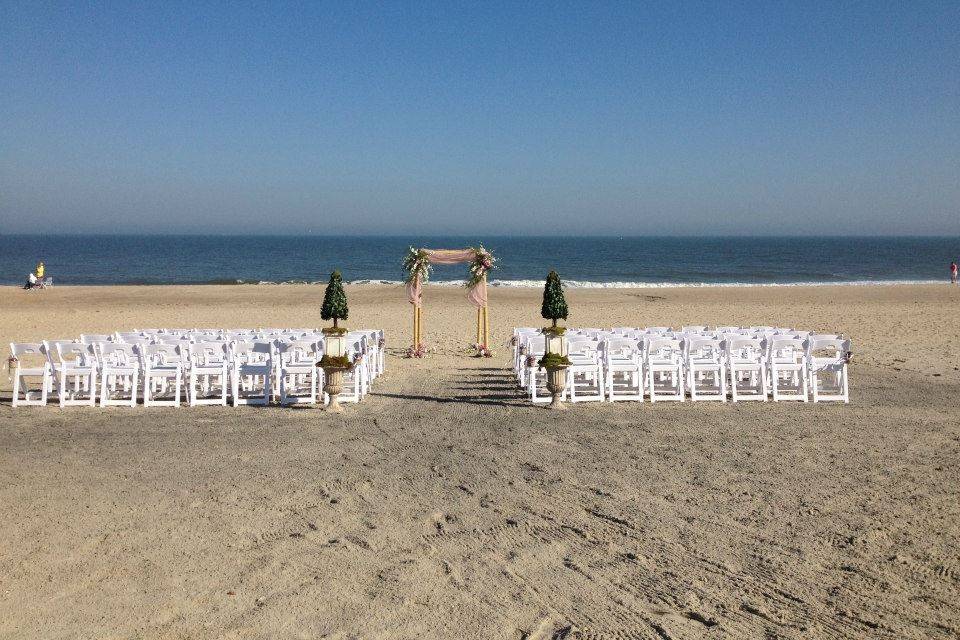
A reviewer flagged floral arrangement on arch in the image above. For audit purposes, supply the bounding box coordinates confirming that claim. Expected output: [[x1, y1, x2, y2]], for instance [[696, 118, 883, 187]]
[[403, 247, 431, 285], [466, 245, 496, 288]]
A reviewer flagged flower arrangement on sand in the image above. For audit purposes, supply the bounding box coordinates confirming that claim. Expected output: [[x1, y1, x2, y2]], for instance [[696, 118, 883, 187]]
[[406, 342, 428, 358]]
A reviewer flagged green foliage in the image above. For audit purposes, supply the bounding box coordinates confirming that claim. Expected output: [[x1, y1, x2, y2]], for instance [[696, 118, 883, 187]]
[[540, 270, 568, 327], [541, 326, 567, 336], [320, 270, 349, 327], [321, 326, 348, 336], [318, 354, 353, 370], [538, 353, 571, 369]]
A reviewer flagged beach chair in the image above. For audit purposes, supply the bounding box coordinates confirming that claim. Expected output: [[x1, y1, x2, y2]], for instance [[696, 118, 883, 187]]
[[807, 336, 850, 403], [187, 342, 230, 406], [768, 336, 809, 402], [645, 337, 685, 402], [727, 337, 768, 402], [9, 343, 51, 407], [685, 337, 727, 401], [140, 344, 184, 407], [602, 338, 644, 401], [231, 341, 273, 406], [98, 343, 140, 407]]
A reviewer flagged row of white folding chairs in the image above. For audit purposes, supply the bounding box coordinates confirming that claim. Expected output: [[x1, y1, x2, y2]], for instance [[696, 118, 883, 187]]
[[10, 332, 383, 408], [115, 328, 386, 392], [106, 327, 385, 389], [512, 328, 849, 404]]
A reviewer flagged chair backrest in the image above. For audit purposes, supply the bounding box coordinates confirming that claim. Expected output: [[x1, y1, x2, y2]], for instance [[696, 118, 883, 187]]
[[567, 338, 599, 357], [645, 327, 672, 334], [232, 341, 273, 363], [81, 334, 113, 345], [769, 336, 806, 352], [726, 337, 765, 359], [140, 343, 184, 366], [686, 337, 724, 359], [189, 341, 229, 365], [807, 336, 850, 359], [10, 342, 48, 369], [645, 337, 683, 362], [601, 339, 640, 360], [681, 326, 708, 333], [52, 341, 96, 364], [11, 342, 45, 357], [99, 343, 139, 366], [276, 340, 318, 362]]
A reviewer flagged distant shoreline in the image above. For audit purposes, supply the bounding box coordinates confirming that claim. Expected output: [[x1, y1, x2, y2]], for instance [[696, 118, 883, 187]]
[[11, 279, 948, 288]]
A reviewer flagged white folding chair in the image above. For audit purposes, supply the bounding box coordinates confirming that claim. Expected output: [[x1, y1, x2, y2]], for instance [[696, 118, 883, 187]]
[[338, 335, 368, 403], [276, 340, 319, 406], [525, 342, 557, 404], [187, 342, 230, 406], [98, 343, 140, 407], [9, 343, 51, 407], [807, 336, 850, 403], [727, 337, 768, 402], [768, 337, 809, 402], [645, 337, 685, 402], [49, 341, 98, 407], [140, 344, 184, 407], [685, 337, 727, 401], [602, 338, 644, 401], [231, 341, 273, 406], [566, 338, 604, 403]]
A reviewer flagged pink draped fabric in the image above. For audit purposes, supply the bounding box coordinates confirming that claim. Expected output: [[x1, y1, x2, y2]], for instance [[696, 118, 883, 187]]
[[406, 248, 487, 308]]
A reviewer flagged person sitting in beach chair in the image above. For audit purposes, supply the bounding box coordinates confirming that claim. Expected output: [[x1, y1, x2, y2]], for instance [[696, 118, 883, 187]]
[[23, 272, 38, 290]]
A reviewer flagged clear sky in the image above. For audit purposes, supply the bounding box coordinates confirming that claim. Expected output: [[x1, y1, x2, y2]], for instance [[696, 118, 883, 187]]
[[1, 1, 958, 235]]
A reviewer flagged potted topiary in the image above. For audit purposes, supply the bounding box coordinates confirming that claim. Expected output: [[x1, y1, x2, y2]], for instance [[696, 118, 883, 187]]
[[539, 270, 571, 409], [318, 270, 352, 412]]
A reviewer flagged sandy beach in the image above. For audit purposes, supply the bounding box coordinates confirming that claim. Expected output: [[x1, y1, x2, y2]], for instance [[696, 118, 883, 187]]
[[1, 283, 958, 639]]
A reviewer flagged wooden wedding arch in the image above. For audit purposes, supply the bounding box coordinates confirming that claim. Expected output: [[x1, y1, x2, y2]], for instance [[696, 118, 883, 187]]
[[403, 247, 494, 355]]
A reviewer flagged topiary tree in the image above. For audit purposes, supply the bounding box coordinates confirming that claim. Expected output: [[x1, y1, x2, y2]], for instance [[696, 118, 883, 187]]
[[541, 270, 568, 328], [321, 270, 349, 329]]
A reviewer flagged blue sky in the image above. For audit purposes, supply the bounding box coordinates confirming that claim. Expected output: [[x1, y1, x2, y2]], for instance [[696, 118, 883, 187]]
[[1, 1, 958, 235]]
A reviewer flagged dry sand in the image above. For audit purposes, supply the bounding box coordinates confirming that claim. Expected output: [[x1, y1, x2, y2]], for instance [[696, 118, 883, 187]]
[[1, 283, 958, 639]]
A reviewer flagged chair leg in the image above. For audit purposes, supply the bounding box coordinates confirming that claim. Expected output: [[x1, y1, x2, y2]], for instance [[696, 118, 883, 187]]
[[12, 371, 21, 408], [100, 373, 109, 407]]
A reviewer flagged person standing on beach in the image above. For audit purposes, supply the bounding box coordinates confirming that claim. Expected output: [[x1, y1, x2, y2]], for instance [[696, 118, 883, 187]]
[[36, 261, 45, 281], [951, 261, 958, 285]]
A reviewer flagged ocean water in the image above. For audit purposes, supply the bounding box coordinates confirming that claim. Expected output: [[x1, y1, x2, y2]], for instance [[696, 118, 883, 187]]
[[1, 235, 957, 287]]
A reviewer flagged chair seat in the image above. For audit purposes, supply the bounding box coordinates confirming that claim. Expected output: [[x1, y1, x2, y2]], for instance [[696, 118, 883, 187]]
[[17, 366, 47, 376], [149, 364, 182, 372]]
